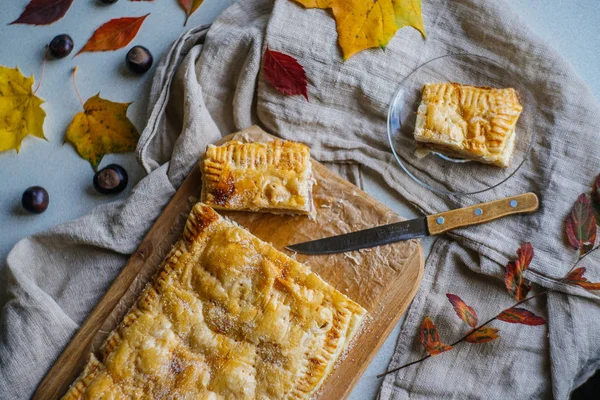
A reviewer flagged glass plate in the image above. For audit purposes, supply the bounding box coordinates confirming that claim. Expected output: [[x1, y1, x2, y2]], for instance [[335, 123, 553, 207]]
[[387, 53, 536, 195]]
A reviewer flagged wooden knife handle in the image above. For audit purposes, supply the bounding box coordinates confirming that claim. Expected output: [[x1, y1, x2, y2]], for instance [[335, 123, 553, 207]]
[[426, 193, 539, 236]]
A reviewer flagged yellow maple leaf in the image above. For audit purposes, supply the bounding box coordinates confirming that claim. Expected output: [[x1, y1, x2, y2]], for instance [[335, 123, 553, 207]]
[[292, 0, 426, 60], [0, 66, 46, 152], [65, 94, 139, 170]]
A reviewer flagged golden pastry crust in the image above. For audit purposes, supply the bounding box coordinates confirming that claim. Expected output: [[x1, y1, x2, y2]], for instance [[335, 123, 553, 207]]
[[413, 82, 523, 167], [62, 203, 366, 400], [201, 140, 315, 216]]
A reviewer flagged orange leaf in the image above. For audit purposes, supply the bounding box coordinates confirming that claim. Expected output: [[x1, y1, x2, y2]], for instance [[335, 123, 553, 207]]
[[76, 14, 149, 56], [263, 47, 308, 101], [446, 294, 478, 328], [497, 307, 545, 326], [465, 327, 500, 344], [178, 0, 204, 26], [419, 317, 453, 356], [566, 267, 600, 291], [566, 194, 597, 255], [504, 243, 533, 301]]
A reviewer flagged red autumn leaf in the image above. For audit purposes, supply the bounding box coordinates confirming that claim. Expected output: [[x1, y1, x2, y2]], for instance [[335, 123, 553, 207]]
[[504, 242, 534, 301], [178, 0, 204, 26], [566, 194, 597, 255], [592, 175, 600, 225], [566, 267, 600, 291], [263, 47, 308, 101], [419, 317, 453, 356], [76, 14, 150, 56], [9, 0, 73, 26], [446, 294, 478, 328], [465, 326, 500, 344], [497, 307, 546, 326]]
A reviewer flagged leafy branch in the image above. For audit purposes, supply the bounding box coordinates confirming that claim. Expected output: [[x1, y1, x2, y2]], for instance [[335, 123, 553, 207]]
[[378, 175, 600, 379]]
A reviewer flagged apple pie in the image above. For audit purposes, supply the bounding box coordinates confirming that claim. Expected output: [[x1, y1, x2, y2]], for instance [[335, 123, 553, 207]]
[[413, 82, 523, 167], [201, 140, 315, 216], [63, 203, 366, 399]]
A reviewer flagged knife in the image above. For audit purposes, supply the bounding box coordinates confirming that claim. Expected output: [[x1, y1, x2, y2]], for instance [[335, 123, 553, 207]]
[[286, 192, 539, 255]]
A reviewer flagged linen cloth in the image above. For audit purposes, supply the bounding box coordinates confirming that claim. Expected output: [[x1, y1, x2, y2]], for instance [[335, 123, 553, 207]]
[[1, 0, 600, 398]]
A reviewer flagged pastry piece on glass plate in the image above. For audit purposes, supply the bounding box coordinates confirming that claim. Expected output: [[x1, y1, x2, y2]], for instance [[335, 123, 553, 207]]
[[201, 140, 315, 216], [63, 203, 366, 400], [413, 82, 523, 167]]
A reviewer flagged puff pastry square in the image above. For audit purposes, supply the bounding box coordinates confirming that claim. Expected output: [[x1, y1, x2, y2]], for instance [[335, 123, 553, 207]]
[[201, 140, 315, 216], [63, 203, 366, 400], [413, 83, 523, 167]]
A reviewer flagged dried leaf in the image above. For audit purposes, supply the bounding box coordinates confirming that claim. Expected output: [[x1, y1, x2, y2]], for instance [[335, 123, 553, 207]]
[[292, 0, 426, 60], [465, 327, 500, 344], [592, 175, 600, 225], [446, 294, 478, 328], [504, 242, 534, 301], [419, 317, 453, 356], [76, 14, 149, 56], [65, 94, 139, 170], [566, 194, 597, 255], [9, 0, 73, 26], [263, 47, 308, 100], [498, 307, 546, 326], [0, 66, 46, 152], [178, 0, 204, 26], [566, 267, 600, 291]]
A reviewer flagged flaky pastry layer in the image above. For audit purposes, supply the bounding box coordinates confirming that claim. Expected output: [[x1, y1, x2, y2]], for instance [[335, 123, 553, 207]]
[[414, 82, 523, 167], [63, 203, 365, 400], [201, 140, 315, 216]]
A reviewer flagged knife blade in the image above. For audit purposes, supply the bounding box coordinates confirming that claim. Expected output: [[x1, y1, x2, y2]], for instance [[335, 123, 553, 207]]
[[286, 192, 539, 255]]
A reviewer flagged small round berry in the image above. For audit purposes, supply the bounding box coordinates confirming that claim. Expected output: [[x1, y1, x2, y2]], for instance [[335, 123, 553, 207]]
[[126, 46, 153, 74], [22, 186, 49, 214], [93, 164, 128, 195], [48, 34, 74, 58]]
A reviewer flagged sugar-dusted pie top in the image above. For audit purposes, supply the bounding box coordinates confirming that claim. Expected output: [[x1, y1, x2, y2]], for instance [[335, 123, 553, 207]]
[[63, 203, 365, 400], [413, 82, 523, 167], [201, 140, 315, 215]]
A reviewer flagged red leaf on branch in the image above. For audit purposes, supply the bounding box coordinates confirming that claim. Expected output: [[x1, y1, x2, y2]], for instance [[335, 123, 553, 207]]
[[446, 294, 478, 328], [566, 194, 597, 255], [419, 317, 453, 356], [76, 14, 150, 56], [178, 0, 204, 26], [263, 47, 308, 101], [566, 267, 600, 291], [498, 307, 545, 326], [504, 243, 534, 301], [465, 327, 500, 344], [592, 175, 600, 225], [9, 0, 73, 26]]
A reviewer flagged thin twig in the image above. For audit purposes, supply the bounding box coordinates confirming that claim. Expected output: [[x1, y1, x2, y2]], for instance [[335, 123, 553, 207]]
[[71, 66, 84, 107], [33, 46, 48, 95]]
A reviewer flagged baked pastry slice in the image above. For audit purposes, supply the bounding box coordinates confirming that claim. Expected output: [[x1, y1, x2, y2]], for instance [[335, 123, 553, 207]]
[[413, 82, 523, 167], [63, 203, 366, 400], [201, 140, 315, 216]]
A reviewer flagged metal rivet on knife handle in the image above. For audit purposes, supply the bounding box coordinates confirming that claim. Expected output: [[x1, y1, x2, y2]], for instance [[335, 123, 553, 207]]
[[510, 200, 518, 208], [436, 217, 445, 225], [474, 208, 483, 216]]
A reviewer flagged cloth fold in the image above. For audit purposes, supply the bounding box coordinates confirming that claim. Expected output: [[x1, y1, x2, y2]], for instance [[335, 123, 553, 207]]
[[1, 0, 599, 398]]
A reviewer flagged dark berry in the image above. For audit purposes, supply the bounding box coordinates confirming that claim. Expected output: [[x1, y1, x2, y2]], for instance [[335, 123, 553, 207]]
[[99, 0, 118, 4], [48, 34, 74, 58], [93, 164, 128, 195], [22, 186, 49, 214], [126, 46, 153, 74]]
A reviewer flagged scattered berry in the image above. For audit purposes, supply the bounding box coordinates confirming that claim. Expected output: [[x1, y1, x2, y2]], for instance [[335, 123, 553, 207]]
[[22, 186, 49, 214], [48, 34, 74, 58], [99, 0, 119, 4], [126, 46, 153, 74], [93, 164, 128, 194]]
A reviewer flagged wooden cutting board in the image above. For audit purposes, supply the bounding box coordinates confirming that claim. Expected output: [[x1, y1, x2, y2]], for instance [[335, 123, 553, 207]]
[[35, 127, 424, 400]]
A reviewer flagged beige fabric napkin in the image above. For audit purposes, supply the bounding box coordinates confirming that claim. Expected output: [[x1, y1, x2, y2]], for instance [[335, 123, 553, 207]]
[[1, 0, 600, 398]]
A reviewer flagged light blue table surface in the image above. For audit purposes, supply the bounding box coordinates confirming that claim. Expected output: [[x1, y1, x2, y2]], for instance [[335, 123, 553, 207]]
[[0, 1, 599, 398]]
